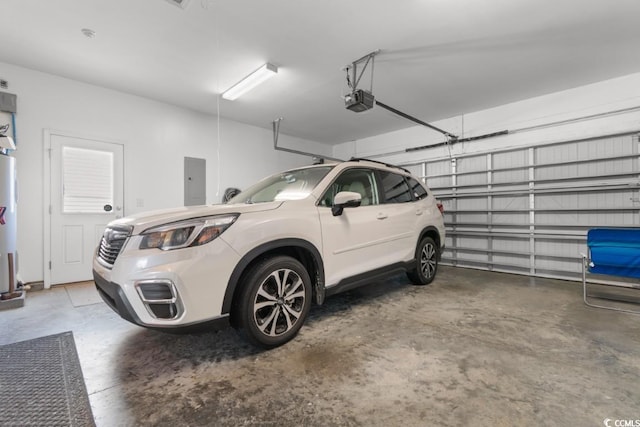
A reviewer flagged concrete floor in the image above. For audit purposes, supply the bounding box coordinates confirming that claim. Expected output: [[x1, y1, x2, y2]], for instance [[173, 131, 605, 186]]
[[1, 266, 639, 426]]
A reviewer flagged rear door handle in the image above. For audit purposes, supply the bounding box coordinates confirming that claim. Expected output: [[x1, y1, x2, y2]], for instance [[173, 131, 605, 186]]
[[377, 213, 388, 220], [415, 209, 424, 216]]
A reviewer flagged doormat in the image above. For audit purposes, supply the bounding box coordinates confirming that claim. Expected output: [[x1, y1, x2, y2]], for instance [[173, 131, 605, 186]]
[[0, 331, 95, 426]]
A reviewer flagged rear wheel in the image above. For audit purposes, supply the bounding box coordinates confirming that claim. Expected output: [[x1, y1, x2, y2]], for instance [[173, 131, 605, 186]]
[[235, 256, 312, 348], [407, 236, 438, 285]]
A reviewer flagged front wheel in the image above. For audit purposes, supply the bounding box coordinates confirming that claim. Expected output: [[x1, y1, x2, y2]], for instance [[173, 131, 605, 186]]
[[235, 256, 312, 348], [407, 236, 439, 285]]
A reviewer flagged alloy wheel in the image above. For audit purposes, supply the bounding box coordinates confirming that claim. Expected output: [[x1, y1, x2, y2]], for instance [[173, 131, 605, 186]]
[[253, 268, 306, 337], [420, 242, 437, 280]]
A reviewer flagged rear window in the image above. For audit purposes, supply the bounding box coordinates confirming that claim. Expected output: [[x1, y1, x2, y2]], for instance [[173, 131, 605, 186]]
[[379, 171, 412, 203], [407, 177, 428, 200]]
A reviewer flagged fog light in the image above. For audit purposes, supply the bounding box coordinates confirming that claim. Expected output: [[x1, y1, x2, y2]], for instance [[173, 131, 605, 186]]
[[135, 280, 182, 320]]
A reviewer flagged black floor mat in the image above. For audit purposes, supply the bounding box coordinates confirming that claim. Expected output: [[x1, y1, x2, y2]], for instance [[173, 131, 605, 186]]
[[0, 331, 95, 426]]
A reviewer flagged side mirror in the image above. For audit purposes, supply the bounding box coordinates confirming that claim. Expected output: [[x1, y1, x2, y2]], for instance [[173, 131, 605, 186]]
[[331, 191, 362, 216]]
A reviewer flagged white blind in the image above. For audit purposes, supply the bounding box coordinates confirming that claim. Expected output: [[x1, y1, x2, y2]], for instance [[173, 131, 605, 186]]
[[63, 146, 113, 213]]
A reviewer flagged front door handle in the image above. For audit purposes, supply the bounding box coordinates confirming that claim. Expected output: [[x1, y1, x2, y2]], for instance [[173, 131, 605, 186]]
[[377, 213, 388, 220]]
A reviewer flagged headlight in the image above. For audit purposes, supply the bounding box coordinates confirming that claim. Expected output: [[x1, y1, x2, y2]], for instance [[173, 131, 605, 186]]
[[139, 214, 238, 250]]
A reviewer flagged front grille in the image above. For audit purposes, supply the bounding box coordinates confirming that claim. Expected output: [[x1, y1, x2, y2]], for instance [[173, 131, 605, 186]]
[[97, 226, 131, 267]]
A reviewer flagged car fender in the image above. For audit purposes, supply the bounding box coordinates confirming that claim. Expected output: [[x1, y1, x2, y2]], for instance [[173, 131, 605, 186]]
[[418, 225, 444, 260], [221, 238, 325, 315]]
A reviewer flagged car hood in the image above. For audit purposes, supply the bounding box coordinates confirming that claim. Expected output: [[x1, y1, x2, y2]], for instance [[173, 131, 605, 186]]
[[108, 201, 284, 235]]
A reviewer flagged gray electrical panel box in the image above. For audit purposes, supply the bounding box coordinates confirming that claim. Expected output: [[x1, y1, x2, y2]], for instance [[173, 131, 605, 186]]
[[184, 157, 206, 206], [0, 92, 17, 113]]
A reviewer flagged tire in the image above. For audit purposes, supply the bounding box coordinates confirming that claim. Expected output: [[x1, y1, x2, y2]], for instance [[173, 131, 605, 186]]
[[235, 256, 312, 348], [407, 236, 439, 285]]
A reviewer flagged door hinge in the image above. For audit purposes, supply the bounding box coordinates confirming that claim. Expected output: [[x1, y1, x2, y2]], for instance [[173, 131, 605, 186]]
[[49, 205, 52, 215], [49, 261, 52, 270]]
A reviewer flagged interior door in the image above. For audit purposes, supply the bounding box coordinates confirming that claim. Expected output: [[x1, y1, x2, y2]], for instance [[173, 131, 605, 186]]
[[49, 135, 124, 285]]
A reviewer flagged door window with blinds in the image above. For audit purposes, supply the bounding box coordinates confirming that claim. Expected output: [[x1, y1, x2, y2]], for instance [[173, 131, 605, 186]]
[[62, 146, 114, 213]]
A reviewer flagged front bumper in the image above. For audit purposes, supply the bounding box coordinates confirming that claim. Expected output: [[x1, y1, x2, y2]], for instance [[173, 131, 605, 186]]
[[94, 271, 230, 331], [93, 270, 144, 325], [92, 235, 239, 329]]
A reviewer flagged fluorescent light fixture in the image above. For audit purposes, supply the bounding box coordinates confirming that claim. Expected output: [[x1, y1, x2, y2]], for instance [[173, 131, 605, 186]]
[[222, 63, 278, 101]]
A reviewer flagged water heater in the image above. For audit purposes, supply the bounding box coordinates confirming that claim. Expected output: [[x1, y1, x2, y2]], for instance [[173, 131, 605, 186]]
[[0, 154, 17, 294]]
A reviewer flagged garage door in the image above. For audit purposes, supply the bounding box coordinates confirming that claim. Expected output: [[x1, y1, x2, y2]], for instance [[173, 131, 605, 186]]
[[404, 131, 640, 282]]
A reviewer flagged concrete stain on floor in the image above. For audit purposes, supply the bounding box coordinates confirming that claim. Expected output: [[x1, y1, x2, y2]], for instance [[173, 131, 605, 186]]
[[2, 267, 639, 426]]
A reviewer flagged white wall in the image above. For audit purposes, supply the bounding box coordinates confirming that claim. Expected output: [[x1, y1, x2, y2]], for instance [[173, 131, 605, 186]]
[[0, 61, 331, 283], [334, 72, 640, 165]]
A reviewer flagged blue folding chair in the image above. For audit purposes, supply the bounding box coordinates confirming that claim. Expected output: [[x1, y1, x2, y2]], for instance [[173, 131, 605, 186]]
[[582, 228, 640, 314]]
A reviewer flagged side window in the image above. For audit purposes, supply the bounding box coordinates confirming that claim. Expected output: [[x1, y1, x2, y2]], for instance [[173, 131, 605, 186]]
[[407, 177, 428, 200], [379, 171, 413, 203], [319, 168, 379, 207]]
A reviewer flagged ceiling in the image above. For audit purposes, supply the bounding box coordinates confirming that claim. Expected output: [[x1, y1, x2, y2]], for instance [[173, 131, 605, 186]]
[[2, 0, 640, 145]]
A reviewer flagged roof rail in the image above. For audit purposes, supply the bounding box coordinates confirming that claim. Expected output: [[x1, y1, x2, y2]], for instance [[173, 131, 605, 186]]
[[348, 157, 411, 174]]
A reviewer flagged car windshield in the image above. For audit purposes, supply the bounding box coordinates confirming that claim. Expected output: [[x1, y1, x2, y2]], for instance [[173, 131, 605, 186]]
[[228, 165, 334, 204]]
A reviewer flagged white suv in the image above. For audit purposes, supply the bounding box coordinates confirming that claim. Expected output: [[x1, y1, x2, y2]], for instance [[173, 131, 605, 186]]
[[93, 159, 445, 347]]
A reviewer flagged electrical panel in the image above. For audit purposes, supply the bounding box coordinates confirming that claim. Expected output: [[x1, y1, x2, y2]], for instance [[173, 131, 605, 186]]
[[0, 92, 17, 113]]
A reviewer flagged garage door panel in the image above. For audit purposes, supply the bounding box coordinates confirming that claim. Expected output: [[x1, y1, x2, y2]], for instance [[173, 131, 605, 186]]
[[493, 169, 528, 184], [535, 164, 578, 181], [492, 195, 528, 210], [535, 194, 578, 209], [457, 156, 486, 174], [492, 212, 528, 225], [576, 135, 635, 158], [493, 253, 529, 268], [426, 160, 450, 175], [584, 158, 633, 176], [536, 190, 636, 210], [535, 240, 581, 259], [493, 238, 529, 253], [536, 142, 578, 164], [457, 212, 489, 223], [425, 160, 451, 190], [457, 197, 488, 210], [536, 257, 582, 274], [428, 176, 452, 190], [444, 236, 455, 249], [536, 159, 634, 182], [494, 150, 528, 169], [457, 236, 489, 250], [536, 211, 635, 227], [457, 251, 490, 263], [458, 172, 487, 186]]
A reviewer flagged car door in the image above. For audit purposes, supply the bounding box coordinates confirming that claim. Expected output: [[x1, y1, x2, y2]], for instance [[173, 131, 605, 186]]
[[317, 167, 397, 286], [375, 170, 421, 264]]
